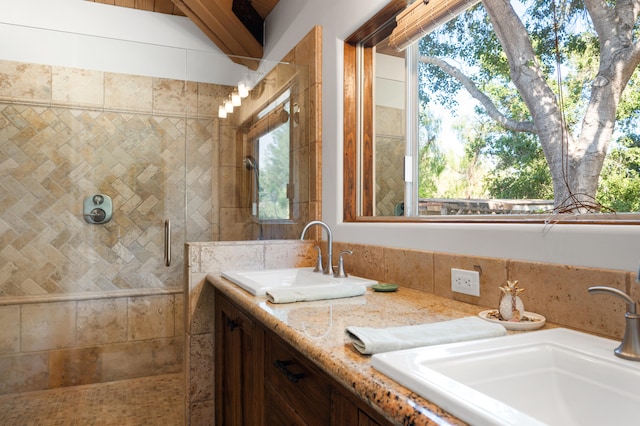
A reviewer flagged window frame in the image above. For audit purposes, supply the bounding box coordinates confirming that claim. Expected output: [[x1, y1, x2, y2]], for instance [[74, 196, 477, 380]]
[[245, 85, 298, 224], [342, 0, 640, 225]]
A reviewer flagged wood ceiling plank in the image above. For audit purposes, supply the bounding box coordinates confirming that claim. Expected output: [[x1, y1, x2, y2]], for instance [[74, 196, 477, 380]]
[[134, 0, 155, 12], [114, 0, 135, 7], [172, 0, 264, 63], [154, 0, 177, 14]]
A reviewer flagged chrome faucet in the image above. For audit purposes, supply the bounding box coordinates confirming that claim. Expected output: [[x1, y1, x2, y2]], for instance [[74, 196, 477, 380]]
[[300, 220, 333, 275], [588, 285, 640, 361]]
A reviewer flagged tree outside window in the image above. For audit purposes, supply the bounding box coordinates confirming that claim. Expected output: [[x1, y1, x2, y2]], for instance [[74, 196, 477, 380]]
[[372, 0, 640, 217]]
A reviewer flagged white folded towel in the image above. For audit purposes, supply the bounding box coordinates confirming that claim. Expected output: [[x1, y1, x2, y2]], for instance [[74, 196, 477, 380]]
[[346, 316, 507, 354], [266, 284, 366, 304]]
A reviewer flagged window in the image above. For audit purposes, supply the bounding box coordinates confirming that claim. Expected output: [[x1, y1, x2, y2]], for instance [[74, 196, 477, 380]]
[[344, 0, 640, 223], [247, 89, 292, 221]]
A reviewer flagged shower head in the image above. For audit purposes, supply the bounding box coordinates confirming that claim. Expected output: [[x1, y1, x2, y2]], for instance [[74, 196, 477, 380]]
[[244, 155, 257, 171]]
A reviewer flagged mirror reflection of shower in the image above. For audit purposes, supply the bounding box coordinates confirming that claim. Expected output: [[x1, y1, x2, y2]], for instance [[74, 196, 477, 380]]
[[244, 155, 259, 216]]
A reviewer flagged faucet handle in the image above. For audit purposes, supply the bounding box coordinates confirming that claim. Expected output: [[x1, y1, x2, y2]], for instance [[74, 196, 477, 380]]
[[312, 245, 323, 273], [334, 250, 353, 278], [589, 286, 640, 361]]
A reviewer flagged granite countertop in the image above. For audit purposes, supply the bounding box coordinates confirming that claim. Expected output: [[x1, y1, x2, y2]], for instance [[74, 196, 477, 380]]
[[209, 275, 529, 425]]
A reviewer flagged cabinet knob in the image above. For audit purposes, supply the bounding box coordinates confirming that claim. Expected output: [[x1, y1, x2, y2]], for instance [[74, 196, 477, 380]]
[[274, 359, 305, 383], [226, 318, 239, 331]]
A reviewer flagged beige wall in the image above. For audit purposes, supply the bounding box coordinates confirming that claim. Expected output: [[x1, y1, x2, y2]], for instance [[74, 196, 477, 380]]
[[0, 290, 183, 395], [0, 59, 225, 297], [216, 27, 322, 241], [375, 105, 405, 216], [183, 26, 323, 425], [0, 59, 227, 393]]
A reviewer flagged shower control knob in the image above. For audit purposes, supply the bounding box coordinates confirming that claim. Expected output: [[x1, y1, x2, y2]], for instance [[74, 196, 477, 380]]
[[83, 194, 113, 224], [89, 208, 106, 222]]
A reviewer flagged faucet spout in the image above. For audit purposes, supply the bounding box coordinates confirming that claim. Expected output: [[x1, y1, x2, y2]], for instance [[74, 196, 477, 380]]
[[300, 220, 333, 275], [589, 286, 640, 361]]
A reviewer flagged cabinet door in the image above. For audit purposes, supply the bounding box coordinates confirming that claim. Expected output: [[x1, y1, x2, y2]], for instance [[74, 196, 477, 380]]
[[215, 290, 264, 426], [332, 389, 391, 426], [265, 332, 332, 424]]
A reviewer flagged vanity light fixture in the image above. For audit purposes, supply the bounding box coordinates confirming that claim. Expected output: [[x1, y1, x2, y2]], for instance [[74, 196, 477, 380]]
[[238, 82, 249, 98], [232, 91, 242, 107], [225, 99, 234, 113]]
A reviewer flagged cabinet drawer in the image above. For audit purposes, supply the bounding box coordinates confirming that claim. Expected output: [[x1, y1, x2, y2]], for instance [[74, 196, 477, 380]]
[[266, 333, 332, 424]]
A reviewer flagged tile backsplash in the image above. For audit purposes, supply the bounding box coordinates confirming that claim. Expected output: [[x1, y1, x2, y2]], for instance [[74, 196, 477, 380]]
[[336, 241, 631, 339], [0, 290, 183, 395]]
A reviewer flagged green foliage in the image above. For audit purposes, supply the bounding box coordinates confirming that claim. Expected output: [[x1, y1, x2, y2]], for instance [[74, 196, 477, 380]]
[[414, 0, 640, 211], [258, 122, 290, 220], [597, 137, 640, 212], [417, 105, 446, 197]]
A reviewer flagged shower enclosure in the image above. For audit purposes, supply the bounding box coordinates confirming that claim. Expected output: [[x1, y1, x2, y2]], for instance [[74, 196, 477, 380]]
[[0, 29, 310, 396]]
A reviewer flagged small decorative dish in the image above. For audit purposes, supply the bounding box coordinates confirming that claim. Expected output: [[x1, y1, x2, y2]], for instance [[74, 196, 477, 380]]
[[478, 309, 546, 331], [371, 283, 399, 292]]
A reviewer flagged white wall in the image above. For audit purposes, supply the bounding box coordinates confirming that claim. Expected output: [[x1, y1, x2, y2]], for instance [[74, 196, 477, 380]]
[[0, 0, 249, 85], [264, 0, 640, 273], [1, 0, 638, 272]]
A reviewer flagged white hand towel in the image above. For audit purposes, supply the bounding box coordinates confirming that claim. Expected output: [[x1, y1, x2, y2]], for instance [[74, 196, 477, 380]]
[[346, 316, 507, 354], [267, 284, 366, 304]]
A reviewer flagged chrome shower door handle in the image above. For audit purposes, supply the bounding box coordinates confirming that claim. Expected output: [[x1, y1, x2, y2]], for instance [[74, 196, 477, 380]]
[[164, 219, 171, 267]]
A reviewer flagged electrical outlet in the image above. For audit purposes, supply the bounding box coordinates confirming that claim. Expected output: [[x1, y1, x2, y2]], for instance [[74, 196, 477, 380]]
[[451, 268, 480, 296]]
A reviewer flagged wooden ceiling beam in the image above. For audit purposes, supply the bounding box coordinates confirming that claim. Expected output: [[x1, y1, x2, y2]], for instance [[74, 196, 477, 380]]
[[172, 0, 264, 68]]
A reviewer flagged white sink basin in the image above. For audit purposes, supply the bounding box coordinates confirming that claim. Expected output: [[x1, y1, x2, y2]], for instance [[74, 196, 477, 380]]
[[222, 267, 377, 296], [372, 328, 640, 426]]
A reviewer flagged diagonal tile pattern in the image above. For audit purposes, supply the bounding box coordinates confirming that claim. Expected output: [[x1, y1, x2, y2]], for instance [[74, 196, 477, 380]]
[[0, 103, 213, 296]]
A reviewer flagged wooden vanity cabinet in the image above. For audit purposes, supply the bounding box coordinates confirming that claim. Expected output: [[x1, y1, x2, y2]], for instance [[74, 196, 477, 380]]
[[214, 288, 392, 426], [214, 290, 265, 425]]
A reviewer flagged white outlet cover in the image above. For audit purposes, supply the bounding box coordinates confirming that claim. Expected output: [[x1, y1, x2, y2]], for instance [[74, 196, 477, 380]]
[[451, 268, 480, 296]]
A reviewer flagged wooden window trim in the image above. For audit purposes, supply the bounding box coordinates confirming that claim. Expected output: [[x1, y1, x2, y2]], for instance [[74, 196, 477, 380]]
[[342, 0, 640, 225], [343, 0, 408, 221]]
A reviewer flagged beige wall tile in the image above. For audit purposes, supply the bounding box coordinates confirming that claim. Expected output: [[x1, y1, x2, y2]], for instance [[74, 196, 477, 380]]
[[189, 400, 214, 426], [0, 61, 51, 104], [188, 333, 214, 402], [77, 298, 127, 346], [197, 82, 231, 119], [264, 241, 316, 269], [174, 292, 184, 337], [384, 247, 434, 292], [99, 336, 183, 382], [104, 73, 152, 113], [51, 67, 104, 108], [22, 301, 76, 352], [434, 253, 508, 309], [189, 280, 215, 336], [509, 260, 628, 338], [48, 346, 100, 388], [128, 295, 175, 340], [0, 305, 20, 354], [0, 352, 49, 395], [198, 242, 265, 274], [152, 78, 196, 116], [334, 242, 385, 282]]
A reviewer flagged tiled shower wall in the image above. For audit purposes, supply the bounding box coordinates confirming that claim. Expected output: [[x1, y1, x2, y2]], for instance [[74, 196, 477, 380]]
[[375, 105, 404, 216], [0, 59, 228, 393]]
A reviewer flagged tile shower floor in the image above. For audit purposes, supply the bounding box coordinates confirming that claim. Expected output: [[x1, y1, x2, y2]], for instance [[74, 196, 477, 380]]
[[0, 373, 183, 425]]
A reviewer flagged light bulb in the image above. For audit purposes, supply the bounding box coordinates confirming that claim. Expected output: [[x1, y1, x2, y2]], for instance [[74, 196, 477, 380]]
[[225, 100, 234, 113], [238, 83, 249, 98], [218, 105, 227, 118], [231, 92, 241, 107]]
